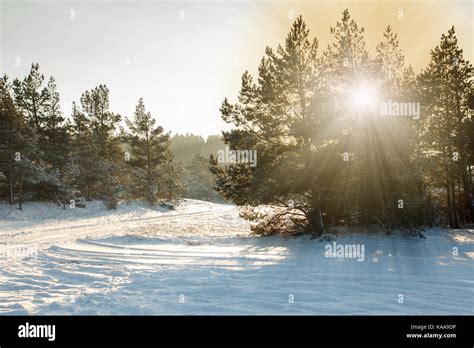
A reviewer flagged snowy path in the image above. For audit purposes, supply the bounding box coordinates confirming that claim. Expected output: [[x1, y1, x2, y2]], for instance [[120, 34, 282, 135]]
[[0, 200, 235, 247], [5, 208, 235, 248], [0, 200, 473, 315]]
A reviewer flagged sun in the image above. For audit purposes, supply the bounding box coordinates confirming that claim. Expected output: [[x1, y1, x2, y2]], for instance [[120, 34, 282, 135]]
[[349, 81, 379, 111]]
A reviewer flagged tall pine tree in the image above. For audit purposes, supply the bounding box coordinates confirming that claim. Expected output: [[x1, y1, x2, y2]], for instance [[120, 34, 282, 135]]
[[124, 98, 172, 204]]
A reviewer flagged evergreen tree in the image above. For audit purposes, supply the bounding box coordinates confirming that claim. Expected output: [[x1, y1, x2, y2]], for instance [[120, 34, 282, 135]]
[[12, 63, 48, 134], [160, 154, 186, 202], [9, 64, 67, 205], [370, 25, 432, 227], [71, 85, 125, 208], [124, 98, 171, 204], [319, 9, 374, 227], [418, 27, 473, 227], [43, 76, 69, 171], [211, 15, 326, 234], [211, 10, 447, 235], [0, 74, 57, 209], [69, 101, 97, 200], [0, 75, 26, 205]]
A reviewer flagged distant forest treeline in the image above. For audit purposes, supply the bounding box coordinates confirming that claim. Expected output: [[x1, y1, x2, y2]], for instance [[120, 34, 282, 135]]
[[170, 134, 225, 202], [171, 134, 224, 164]]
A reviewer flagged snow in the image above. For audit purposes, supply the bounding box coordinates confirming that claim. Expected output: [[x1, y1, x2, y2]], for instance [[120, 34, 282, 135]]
[[0, 199, 473, 315]]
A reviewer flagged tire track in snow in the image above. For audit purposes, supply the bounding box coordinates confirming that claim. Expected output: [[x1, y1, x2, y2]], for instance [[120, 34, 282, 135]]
[[8, 207, 237, 248], [0, 206, 285, 314]]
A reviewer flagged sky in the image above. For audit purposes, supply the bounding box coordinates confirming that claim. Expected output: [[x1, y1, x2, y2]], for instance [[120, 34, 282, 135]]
[[0, 0, 472, 137]]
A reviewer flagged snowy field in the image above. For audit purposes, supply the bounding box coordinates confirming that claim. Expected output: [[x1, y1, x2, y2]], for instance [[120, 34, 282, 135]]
[[0, 199, 473, 315]]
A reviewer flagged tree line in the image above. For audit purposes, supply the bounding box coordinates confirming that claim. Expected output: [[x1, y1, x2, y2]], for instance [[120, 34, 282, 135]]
[[0, 66, 220, 209], [170, 134, 226, 202], [210, 10, 473, 234], [1, 9, 472, 234]]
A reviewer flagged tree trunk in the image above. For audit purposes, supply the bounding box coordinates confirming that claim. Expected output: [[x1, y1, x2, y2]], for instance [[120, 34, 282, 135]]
[[9, 163, 14, 205], [468, 161, 474, 222], [18, 165, 23, 211], [446, 177, 454, 228], [458, 176, 465, 225], [451, 177, 459, 229], [309, 186, 324, 235]]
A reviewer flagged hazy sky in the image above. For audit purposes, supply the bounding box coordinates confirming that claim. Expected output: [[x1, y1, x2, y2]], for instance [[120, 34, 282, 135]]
[[0, 0, 472, 137]]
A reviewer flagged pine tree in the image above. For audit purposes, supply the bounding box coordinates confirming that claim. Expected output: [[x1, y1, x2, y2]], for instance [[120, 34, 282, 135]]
[[371, 25, 432, 227], [418, 27, 473, 227], [0, 75, 25, 205], [43, 76, 69, 171], [9, 64, 72, 205], [69, 101, 97, 200], [71, 85, 125, 208], [375, 25, 405, 94], [124, 98, 171, 204], [319, 11, 428, 227], [211, 10, 447, 234], [211, 15, 327, 234], [12, 63, 48, 134], [320, 9, 374, 227], [80, 85, 121, 157], [160, 154, 185, 202]]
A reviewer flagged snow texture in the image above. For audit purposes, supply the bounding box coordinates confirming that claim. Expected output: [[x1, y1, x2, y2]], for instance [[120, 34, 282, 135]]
[[0, 199, 472, 315]]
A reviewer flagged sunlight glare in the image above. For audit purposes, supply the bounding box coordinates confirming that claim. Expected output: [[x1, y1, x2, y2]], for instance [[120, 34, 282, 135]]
[[350, 82, 379, 111]]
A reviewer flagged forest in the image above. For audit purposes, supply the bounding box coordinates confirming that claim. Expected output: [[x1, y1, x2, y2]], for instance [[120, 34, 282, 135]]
[[0, 69, 223, 209], [210, 10, 473, 234], [1, 9, 473, 235]]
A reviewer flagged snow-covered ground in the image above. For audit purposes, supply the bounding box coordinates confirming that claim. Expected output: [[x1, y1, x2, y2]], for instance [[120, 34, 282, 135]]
[[0, 199, 473, 315]]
